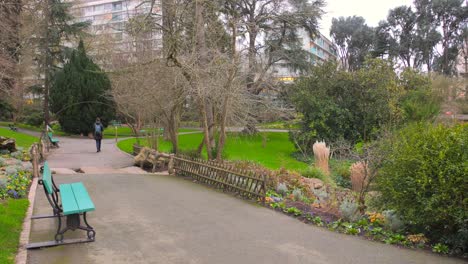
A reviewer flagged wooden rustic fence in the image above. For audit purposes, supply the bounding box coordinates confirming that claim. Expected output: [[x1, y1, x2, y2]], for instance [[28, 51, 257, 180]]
[[173, 155, 266, 202]]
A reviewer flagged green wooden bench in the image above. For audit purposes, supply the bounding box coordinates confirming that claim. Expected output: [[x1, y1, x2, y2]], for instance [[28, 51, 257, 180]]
[[26, 161, 96, 249], [48, 132, 59, 147]]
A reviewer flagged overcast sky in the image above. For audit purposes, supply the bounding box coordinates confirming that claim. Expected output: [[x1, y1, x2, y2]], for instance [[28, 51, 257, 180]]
[[320, 0, 413, 38]]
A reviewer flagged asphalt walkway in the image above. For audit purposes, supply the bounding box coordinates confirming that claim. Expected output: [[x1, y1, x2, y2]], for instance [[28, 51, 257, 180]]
[[45, 136, 134, 169], [27, 173, 463, 264]]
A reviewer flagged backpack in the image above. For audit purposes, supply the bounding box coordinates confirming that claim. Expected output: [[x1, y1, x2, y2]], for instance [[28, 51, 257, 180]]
[[95, 124, 102, 135]]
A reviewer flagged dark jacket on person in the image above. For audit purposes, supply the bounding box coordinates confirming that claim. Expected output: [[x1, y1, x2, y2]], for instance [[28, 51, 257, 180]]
[[94, 122, 104, 140]]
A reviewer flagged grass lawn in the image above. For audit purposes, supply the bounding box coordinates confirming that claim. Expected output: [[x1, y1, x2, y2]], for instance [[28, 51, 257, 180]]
[[0, 122, 69, 136], [103, 126, 199, 139], [118, 132, 308, 171], [0, 128, 39, 149], [258, 120, 300, 130], [0, 199, 29, 264]]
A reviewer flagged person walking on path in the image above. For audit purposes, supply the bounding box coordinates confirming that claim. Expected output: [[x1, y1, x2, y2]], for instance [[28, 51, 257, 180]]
[[94, 118, 104, 152]]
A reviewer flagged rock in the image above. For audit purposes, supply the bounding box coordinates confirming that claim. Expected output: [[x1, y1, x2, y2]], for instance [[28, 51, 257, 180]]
[[272, 196, 283, 203], [0, 137, 16, 152], [302, 177, 324, 190], [5, 158, 21, 166]]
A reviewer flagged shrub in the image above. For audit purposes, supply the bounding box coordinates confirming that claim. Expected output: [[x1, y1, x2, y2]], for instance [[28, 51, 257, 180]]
[[178, 149, 201, 159], [382, 210, 404, 232], [300, 166, 326, 181], [276, 182, 288, 195], [292, 188, 303, 201], [331, 161, 352, 188], [375, 123, 467, 253], [339, 199, 360, 222], [5, 166, 18, 177], [10, 151, 23, 160]]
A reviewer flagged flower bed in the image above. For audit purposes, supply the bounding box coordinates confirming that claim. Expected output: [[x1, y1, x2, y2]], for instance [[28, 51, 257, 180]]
[[0, 137, 34, 264], [229, 160, 453, 256], [0, 147, 33, 199]]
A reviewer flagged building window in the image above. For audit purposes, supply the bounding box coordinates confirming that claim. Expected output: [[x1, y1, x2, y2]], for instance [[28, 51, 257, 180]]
[[93, 4, 104, 12], [82, 6, 93, 14], [113, 2, 122, 11], [112, 13, 123, 21], [310, 45, 317, 54]]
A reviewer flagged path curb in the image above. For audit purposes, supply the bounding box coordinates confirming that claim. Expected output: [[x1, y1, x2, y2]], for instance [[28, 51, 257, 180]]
[[15, 177, 38, 264]]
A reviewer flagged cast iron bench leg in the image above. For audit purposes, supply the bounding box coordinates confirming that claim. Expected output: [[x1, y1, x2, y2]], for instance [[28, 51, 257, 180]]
[[26, 213, 95, 249]]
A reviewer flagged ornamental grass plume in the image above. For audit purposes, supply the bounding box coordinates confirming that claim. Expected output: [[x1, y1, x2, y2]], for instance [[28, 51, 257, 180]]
[[312, 141, 330, 175], [350, 161, 368, 192]]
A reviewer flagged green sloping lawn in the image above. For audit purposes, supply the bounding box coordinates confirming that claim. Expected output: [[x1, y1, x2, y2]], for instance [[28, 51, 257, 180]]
[[118, 132, 308, 171], [104, 127, 200, 139], [0, 199, 29, 264], [0, 128, 39, 148]]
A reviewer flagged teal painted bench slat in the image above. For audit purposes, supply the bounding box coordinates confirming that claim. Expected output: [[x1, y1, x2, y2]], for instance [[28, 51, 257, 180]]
[[48, 132, 59, 147], [42, 162, 54, 194], [60, 182, 95, 215]]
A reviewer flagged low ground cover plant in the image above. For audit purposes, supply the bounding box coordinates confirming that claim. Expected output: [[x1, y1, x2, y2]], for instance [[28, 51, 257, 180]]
[[0, 134, 35, 264]]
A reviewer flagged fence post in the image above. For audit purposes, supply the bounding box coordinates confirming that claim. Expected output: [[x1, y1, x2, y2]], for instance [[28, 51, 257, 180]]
[[262, 174, 267, 205], [168, 154, 175, 175], [30, 144, 39, 178]]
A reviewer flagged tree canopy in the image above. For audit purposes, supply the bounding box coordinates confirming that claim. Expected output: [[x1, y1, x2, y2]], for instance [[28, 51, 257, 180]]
[[50, 40, 114, 134]]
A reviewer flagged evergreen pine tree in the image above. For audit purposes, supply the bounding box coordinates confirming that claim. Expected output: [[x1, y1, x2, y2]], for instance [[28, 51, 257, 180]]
[[50, 40, 115, 134]]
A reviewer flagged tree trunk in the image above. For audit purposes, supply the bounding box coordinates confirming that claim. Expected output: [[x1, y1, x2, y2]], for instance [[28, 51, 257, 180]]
[[168, 106, 179, 154], [216, 95, 229, 161], [43, 0, 53, 124]]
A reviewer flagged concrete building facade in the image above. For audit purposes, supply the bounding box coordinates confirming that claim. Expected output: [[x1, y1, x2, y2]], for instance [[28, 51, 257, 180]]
[[273, 29, 338, 82], [70, 0, 162, 64]]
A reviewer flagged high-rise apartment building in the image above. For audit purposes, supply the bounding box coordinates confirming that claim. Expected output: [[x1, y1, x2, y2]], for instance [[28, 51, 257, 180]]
[[70, 0, 162, 64], [273, 30, 338, 82]]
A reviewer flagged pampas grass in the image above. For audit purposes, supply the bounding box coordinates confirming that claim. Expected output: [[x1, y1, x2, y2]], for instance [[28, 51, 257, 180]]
[[312, 141, 330, 175], [350, 161, 368, 192]]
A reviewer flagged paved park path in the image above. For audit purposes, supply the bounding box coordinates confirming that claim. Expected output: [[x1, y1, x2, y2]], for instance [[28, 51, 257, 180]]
[[46, 136, 134, 170], [25, 133, 464, 264]]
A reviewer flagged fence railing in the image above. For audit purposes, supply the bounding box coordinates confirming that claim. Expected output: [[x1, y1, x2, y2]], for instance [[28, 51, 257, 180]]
[[173, 155, 266, 202], [29, 141, 44, 178]]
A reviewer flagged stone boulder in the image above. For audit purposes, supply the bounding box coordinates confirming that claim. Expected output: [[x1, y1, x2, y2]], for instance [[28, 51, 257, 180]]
[[0, 137, 16, 152], [301, 177, 324, 190]]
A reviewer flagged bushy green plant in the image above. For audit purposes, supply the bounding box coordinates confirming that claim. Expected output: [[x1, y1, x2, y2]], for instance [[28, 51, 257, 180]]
[[292, 188, 303, 201], [300, 166, 326, 181], [0, 149, 10, 155], [331, 160, 352, 188], [375, 123, 467, 253], [10, 151, 23, 160], [286, 207, 302, 216], [344, 223, 360, 235], [178, 149, 201, 159], [432, 243, 449, 254], [383, 210, 404, 232], [5, 166, 18, 177], [339, 199, 360, 222], [289, 59, 404, 150]]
